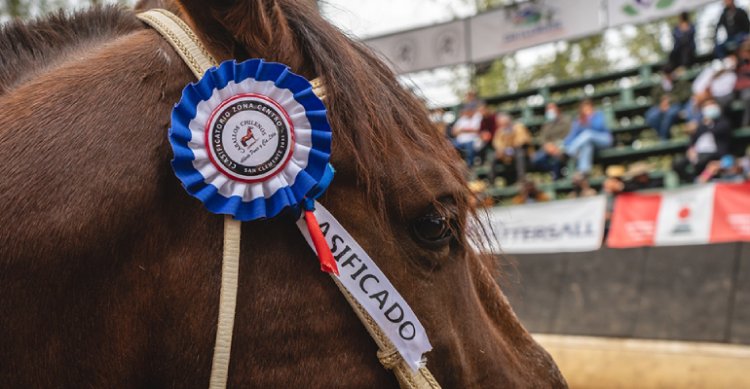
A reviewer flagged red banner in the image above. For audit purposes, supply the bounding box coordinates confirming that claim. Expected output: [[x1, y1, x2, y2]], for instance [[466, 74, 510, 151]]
[[608, 182, 750, 248], [711, 182, 750, 243], [608, 193, 661, 248]]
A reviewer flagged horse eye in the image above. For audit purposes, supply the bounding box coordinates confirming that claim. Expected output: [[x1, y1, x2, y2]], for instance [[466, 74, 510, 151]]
[[411, 213, 453, 248]]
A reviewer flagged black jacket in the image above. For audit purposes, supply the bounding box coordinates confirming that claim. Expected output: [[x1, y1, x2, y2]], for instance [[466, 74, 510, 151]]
[[691, 118, 732, 156], [717, 6, 750, 38]]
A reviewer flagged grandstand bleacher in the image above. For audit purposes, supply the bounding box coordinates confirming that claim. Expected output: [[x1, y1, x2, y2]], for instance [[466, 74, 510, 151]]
[[454, 53, 750, 203]]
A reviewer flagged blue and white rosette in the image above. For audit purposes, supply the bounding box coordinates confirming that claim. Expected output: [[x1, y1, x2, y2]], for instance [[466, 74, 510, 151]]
[[170, 59, 333, 221]]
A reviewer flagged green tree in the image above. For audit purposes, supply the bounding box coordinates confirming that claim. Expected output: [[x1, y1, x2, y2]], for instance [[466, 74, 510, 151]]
[[3, 0, 28, 17], [466, 1, 675, 100], [621, 20, 668, 66]]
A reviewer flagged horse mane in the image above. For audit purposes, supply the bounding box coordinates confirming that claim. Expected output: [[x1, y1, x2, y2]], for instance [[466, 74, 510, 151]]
[[272, 2, 506, 273], [0, 5, 142, 95], [0, 0, 493, 263], [270, 1, 475, 231]]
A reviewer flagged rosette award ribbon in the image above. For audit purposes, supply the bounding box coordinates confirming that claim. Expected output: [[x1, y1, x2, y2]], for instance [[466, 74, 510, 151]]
[[139, 8, 436, 389], [170, 59, 338, 274]]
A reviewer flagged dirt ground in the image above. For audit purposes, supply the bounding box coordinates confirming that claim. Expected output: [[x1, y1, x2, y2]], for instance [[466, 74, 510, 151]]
[[534, 334, 750, 389]]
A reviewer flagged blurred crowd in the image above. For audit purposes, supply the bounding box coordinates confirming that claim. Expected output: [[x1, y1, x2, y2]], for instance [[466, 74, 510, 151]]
[[433, 0, 750, 205]]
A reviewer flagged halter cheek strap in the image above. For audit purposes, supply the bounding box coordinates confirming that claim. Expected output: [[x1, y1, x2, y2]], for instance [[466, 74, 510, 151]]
[[136, 9, 440, 389], [136, 10, 239, 389]]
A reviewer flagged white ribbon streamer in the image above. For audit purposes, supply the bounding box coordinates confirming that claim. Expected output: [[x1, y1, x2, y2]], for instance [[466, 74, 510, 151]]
[[296, 202, 432, 372]]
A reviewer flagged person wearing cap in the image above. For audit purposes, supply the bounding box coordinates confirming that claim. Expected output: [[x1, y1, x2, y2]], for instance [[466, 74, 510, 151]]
[[673, 98, 732, 183], [646, 66, 691, 140], [532, 102, 571, 179], [451, 102, 483, 166], [564, 99, 612, 175]]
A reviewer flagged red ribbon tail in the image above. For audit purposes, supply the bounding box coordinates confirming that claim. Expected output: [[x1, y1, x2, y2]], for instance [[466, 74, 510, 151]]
[[304, 209, 339, 276]]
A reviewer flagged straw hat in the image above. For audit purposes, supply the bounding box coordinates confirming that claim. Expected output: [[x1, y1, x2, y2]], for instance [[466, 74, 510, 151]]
[[468, 180, 488, 193], [624, 162, 651, 179], [605, 165, 626, 178]]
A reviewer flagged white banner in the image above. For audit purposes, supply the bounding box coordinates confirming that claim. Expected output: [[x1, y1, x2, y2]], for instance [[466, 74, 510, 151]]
[[361, 0, 718, 74], [365, 20, 468, 74], [608, 0, 716, 28], [486, 195, 607, 254], [296, 203, 431, 371], [469, 0, 604, 62], [654, 184, 716, 246]]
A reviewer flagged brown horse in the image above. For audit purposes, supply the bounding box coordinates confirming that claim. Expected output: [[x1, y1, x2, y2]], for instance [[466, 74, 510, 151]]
[[0, 1, 566, 387]]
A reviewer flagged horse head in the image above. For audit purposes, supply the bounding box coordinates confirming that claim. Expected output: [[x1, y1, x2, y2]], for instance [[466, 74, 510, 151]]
[[0, 1, 566, 387]]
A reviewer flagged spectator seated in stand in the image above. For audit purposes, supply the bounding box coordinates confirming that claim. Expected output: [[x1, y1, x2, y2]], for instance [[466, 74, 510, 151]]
[[491, 113, 531, 186], [568, 172, 598, 198], [670, 11, 697, 70], [698, 154, 750, 183], [692, 55, 738, 110], [714, 0, 750, 59], [645, 66, 692, 140], [477, 103, 497, 164], [735, 39, 750, 126], [673, 98, 733, 183], [511, 179, 550, 205], [451, 103, 482, 167], [532, 102, 571, 179], [603, 162, 664, 195], [563, 99, 612, 176]]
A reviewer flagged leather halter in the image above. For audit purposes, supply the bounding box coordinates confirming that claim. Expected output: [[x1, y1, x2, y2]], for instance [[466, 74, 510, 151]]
[[136, 8, 440, 389]]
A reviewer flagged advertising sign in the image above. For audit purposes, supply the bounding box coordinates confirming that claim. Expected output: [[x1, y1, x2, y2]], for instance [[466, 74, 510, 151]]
[[365, 20, 468, 74], [487, 195, 607, 254], [469, 0, 604, 62]]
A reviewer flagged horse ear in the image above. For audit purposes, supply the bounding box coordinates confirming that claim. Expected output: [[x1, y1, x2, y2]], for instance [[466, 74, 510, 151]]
[[174, 0, 307, 72]]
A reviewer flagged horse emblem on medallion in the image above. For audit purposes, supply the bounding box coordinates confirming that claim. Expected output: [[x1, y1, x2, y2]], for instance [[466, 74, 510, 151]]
[[240, 127, 257, 147]]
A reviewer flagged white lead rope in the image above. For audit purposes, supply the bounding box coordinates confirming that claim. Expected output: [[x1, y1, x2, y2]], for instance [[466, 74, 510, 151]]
[[210, 216, 241, 389], [137, 9, 440, 389], [136, 10, 236, 389]]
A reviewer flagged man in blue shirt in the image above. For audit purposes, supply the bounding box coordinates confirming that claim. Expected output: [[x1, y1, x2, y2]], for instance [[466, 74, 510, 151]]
[[564, 99, 612, 175]]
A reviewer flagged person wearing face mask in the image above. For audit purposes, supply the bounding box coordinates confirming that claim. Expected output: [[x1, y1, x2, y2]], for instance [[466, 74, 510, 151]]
[[714, 0, 750, 59], [532, 102, 571, 179], [673, 99, 732, 183], [563, 99, 612, 175]]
